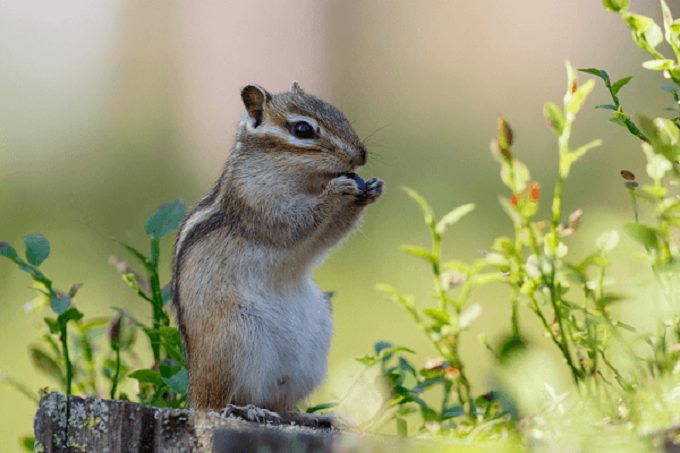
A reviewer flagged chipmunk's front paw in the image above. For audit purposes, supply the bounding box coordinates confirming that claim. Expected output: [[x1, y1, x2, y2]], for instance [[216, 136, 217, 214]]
[[357, 177, 384, 205], [327, 174, 361, 196]]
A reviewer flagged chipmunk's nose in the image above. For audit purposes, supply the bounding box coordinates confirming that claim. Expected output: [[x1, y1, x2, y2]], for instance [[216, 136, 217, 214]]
[[352, 145, 367, 167]]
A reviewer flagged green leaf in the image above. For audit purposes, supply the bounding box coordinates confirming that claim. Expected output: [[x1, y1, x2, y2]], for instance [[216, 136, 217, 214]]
[[442, 405, 465, 419], [642, 143, 673, 180], [669, 21, 680, 50], [29, 347, 63, 384], [375, 340, 395, 355], [423, 307, 451, 325], [145, 200, 187, 239], [624, 223, 658, 248], [378, 344, 415, 360], [50, 295, 71, 315], [0, 242, 17, 259], [400, 370, 418, 389], [567, 139, 603, 166], [400, 245, 434, 262], [596, 230, 620, 253], [598, 294, 626, 306], [609, 116, 628, 127], [595, 104, 618, 111], [543, 101, 565, 134], [613, 320, 636, 332], [459, 304, 482, 330], [402, 187, 435, 227], [79, 317, 109, 332], [500, 158, 530, 193], [357, 342, 414, 367], [57, 307, 84, 326], [356, 354, 377, 367], [129, 369, 164, 385], [44, 317, 59, 335], [579, 67, 610, 83], [642, 59, 675, 70], [498, 196, 521, 225], [498, 335, 526, 364], [497, 117, 514, 151], [114, 240, 150, 268], [162, 368, 189, 394], [162, 285, 173, 304], [623, 12, 664, 53], [660, 0, 680, 53], [611, 76, 633, 95], [68, 283, 84, 298], [21, 436, 34, 452], [376, 284, 420, 324], [305, 402, 337, 414], [566, 79, 595, 115], [492, 236, 514, 254], [661, 0, 673, 28], [638, 116, 680, 160], [601, 0, 628, 13], [111, 307, 145, 327], [653, 117, 680, 145], [23, 234, 50, 267], [435, 203, 475, 235]]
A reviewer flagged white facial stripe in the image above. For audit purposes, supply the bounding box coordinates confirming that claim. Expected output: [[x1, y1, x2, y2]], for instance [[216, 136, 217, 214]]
[[286, 115, 318, 130]]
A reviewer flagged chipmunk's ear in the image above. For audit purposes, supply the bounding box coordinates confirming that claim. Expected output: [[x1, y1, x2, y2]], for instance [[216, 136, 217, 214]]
[[290, 81, 305, 95], [241, 84, 271, 128]]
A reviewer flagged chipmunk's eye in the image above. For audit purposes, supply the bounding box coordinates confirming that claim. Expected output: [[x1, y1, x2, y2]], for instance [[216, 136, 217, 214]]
[[292, 121, 316, 139]]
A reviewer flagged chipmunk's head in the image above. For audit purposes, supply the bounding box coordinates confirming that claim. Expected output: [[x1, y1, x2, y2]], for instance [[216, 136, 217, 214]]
[[233, 82, 367, 187]]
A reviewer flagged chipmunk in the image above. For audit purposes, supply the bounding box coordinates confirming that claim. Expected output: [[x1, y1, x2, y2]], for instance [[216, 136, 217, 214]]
[[172, 82, 383, 417]]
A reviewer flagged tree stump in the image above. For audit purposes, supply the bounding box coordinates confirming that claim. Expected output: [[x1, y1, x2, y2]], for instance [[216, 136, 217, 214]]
[[33, 393, 340, 452]]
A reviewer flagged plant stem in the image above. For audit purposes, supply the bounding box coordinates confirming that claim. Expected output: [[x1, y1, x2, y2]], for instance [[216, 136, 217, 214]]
[[148, 238, 164, 365], [110, 345, 121, 400], [431, 232, 448, 310], [59, 324, 73, 396], [547, 111, 582, 382]]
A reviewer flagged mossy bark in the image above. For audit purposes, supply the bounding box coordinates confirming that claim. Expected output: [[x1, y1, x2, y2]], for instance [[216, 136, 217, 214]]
[[33, 393, 337, 452]]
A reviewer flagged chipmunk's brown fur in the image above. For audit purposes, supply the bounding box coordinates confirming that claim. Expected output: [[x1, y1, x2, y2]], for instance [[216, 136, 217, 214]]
[[173, 82, 383, 412]]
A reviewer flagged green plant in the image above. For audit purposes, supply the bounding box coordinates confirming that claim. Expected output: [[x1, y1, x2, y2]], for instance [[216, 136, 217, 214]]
[[356, 0, 680, 443], [0, 201, 189, 449], [360, 62, 631, 437], [111, 200, 189, 407], [583, 0, 680, 379], [0, 235, 85, 398]]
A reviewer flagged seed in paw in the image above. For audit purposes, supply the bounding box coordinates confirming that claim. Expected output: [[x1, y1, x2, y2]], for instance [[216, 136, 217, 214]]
[[344, 172, 366, 191]]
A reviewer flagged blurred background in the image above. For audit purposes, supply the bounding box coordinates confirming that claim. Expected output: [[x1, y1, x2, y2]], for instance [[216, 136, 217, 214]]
[[0, 0, 670, 447]]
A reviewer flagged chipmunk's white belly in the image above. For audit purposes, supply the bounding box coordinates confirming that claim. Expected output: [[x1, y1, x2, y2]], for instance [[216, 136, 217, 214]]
[[232, 267, 332, 409]]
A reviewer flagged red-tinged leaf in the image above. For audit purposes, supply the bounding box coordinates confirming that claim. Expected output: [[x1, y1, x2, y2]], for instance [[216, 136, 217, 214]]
[[530, 184, 541, 203]]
